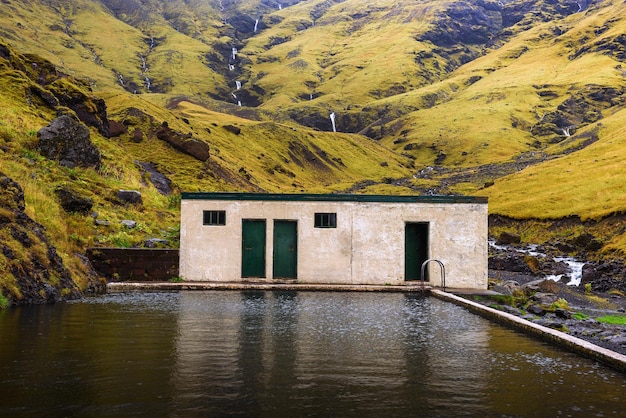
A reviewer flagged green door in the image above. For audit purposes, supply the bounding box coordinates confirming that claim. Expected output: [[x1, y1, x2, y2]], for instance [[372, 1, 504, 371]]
[[405, 223, 429, 281], [273, 220, 297, 279], [242, 220, 266, 278]]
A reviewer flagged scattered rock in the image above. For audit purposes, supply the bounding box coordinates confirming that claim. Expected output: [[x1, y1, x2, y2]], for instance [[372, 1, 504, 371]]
[[555, 309, 571, 319], [132, 128, 144, 143], [527, 304, 546, 316], [496, 231, 521, 245], [37, 115, 101, 168], [121, 220, 137, 228], [531, 292, 558, 305], [493, 284, 513, 295], [537, 279, 561, 294], [223, 124, 241, 135], [136, 161, 173, 195], [569, 232, 603, 251], [108, 120, 128, 137], [54, 187, 94, 214], [117, 190, 143, 205], [144, 238, 169, 248]]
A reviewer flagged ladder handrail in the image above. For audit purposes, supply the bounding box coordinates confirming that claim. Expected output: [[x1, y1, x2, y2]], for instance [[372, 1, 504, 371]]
[[421, 259, 446, 291]]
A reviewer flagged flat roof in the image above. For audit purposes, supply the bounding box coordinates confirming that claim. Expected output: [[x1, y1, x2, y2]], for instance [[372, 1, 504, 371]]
[[181, 192, 487, 204]]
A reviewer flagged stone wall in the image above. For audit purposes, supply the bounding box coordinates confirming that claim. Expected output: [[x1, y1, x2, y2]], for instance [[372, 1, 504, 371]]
[[86, 248, 179, 281]]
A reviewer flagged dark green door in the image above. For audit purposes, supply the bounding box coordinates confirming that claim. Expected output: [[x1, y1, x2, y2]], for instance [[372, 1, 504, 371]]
[[405, 223, 429, 281], [242, 220, 266, 278], [273, 220, 297, 279]]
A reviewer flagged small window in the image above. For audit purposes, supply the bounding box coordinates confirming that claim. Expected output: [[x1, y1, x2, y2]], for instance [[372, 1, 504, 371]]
[[203, 210, 226, 226], [314, 212, 336, 228]]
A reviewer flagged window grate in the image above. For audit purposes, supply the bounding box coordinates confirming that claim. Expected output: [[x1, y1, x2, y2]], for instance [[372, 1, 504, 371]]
[[314, 212, 336, 228], [203, 210, 226, 226]]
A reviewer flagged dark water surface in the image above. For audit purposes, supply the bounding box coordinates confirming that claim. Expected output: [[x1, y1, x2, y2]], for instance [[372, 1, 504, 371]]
[[1, 291, 625, 417]]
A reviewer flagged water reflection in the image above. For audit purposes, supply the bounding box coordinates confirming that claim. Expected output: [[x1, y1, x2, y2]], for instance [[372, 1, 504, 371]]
[[0, 291, 625, 417]]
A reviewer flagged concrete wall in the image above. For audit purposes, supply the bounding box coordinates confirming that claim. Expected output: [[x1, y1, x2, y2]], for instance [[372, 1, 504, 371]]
[[180, 196, 488, 289]]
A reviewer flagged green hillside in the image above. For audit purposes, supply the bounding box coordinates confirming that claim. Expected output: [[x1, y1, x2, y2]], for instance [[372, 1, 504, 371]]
[[1, 0, 626, 304]]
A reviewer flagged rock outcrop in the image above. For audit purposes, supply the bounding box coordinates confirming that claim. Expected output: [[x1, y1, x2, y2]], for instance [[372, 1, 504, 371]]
[[155, 122, 210, 161], [55, 187, 94, 214], [37, 115, 102, 168], [1, 42, 110, 137], [0, 173, 99, 307]]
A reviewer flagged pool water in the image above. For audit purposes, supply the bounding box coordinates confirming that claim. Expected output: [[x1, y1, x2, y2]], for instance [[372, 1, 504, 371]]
[[0, 291, 624, 416]]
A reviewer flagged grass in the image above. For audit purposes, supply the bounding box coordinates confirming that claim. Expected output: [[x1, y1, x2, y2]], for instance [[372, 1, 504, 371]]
[[595, 315, 626, 325], [0, 293, 8, 309]]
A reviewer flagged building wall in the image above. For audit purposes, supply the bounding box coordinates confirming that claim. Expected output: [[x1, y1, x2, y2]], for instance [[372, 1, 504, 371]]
[[180, 198, 488, 289]]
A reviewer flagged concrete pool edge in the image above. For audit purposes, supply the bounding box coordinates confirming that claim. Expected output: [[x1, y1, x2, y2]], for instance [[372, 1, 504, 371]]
[[106, 281, 433, 293], [431, 289, 626, 373]]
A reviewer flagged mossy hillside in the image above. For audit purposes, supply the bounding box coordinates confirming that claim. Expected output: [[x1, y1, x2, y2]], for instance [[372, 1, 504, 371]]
[[0, 0, 227, 97], [479, 108, 626, 221], [1, 38, 413, 303], [163, 100, 412, 193], [245, 0, 448, 111], [101, 92, 411, 193], [0, 0, 138, 92], [380, 3, 626, 167]]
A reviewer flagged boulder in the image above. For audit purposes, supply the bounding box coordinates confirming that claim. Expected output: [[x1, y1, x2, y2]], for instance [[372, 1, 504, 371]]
[[496, 231, 521, 245], [223, 124, 241, 135], [527, 304, 546, 316], [144, 238, 169, 248], [569, 232, 603, 251], [136, 161, 173, 195], [537, 279, 561, 294], [132, 128, 144, 143], [108, 120, 128, 137], [121, 220, 137, 228], [117, 190, 143, 205], [555, 309, 571, 320], [489, 252, 534, 274], [531, 292, 558, 306], [54, 187, 94, 214], [37, 115, 101, 168], [155, 123, 209, 161]]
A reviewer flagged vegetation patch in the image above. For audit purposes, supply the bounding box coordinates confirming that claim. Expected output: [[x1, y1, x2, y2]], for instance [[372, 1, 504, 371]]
[[595, 315, 626, 325]]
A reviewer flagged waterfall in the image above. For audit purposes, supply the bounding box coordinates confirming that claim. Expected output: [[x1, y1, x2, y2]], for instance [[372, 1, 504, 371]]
[[232, 47, 237, 60], [232, 92, 237, 99], [236, 80, 242, 90], [238, 101, 242, 107], [279, 4, 282, 10], [254, 19, 259, 32], [229, 64, 235, 71], [329, 112, 336, 132], [150, 37, 154, 49], [144, 76, 151, 91]]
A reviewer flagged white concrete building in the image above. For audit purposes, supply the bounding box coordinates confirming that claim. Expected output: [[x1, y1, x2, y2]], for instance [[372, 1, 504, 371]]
[[179, 193, 488, 289]]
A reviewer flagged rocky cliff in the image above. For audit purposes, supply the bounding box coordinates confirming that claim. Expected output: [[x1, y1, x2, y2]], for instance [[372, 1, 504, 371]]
[[0, 173, 104, 307]]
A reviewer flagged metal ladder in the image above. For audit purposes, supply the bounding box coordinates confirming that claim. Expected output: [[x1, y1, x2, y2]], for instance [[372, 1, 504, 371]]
[[420, 259, 446, 291]]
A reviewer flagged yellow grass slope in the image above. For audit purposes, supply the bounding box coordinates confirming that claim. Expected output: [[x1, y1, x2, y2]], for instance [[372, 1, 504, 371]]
[[381, 0, 626, 168]]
